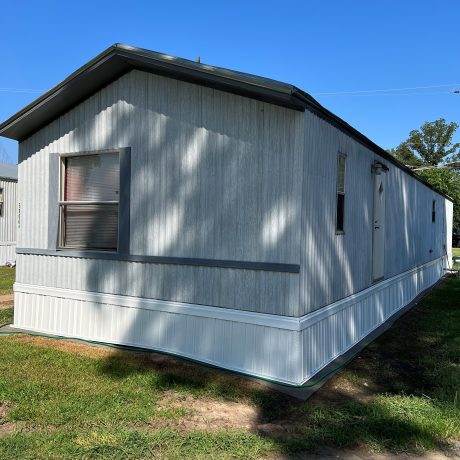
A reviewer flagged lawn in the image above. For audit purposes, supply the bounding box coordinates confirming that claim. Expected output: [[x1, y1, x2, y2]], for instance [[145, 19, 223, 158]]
[[0, 276, 459, 458], [0, 266, 15, 295], [453, 247, 460, 269]]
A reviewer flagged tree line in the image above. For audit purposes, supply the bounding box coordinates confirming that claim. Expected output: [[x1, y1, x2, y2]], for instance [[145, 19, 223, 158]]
[[387, 118, 460, 231]]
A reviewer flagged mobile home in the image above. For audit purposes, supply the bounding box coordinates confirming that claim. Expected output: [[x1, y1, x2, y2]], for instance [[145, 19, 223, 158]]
[[0, 45, 453, 385], [0, 162, 17, 265]]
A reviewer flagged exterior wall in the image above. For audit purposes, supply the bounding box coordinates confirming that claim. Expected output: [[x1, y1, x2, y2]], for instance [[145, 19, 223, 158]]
[[0, 179, 17, 265], [445, 200, 454, 267], [13, 256, 444, 385], [17, 69, 304, 316], [12, 69, 452, 385], [300, 110, 452, 315]]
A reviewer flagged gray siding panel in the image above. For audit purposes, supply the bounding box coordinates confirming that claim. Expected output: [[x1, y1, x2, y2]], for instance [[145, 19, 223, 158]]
[[0, 179, 17, 243], [300, 111, 374, 315], [18, 70, 304, 315], [0, 179, 17, 264], [16, 254, 299, 315], [300, 110, 451, 315]]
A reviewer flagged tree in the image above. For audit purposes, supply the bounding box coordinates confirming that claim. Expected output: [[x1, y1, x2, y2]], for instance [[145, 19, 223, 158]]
[[388, 119, 460, 230], [403, 118, 460, 166], [387, 142, 422, 167]]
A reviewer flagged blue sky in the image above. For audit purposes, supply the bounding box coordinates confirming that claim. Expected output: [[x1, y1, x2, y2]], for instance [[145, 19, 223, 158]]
[[0, 0, 459, 164]]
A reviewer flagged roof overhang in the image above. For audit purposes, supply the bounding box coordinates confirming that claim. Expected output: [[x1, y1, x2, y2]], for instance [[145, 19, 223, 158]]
[[0, 44, 306, 142], [0, 44, 453, 202]]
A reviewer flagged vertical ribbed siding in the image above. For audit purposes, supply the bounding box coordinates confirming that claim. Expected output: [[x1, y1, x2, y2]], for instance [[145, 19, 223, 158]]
[[300, 110, 451, 315], [0, 179, 17, 242], [300, 111, 374, 315], [15, 253, 299, 314], [18, 70, 304, 316], [301, 257, 443, 381], [13, 288, 303, 385], [13, 255, 443, 385], [0, 179, 17, 264]]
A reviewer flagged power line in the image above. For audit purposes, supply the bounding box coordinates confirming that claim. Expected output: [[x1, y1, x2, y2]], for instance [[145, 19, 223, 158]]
[[0, 88, 44, 93], [317, 91, 456, 97], [313, 83, 460, 96]]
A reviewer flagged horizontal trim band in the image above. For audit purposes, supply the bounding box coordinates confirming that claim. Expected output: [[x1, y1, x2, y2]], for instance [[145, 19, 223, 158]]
[[13, 256, 445, 332], [16, 248, 300, 273], [59, 201, 118, 205], [0, 242, 16, 246], [299, 256, 444, 330], [14, 282, 299, 330]]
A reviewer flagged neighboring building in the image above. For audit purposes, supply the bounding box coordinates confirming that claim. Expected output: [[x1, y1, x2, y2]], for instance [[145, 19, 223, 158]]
[[0, 162, 17, 265], [0, 45, 453, 386]]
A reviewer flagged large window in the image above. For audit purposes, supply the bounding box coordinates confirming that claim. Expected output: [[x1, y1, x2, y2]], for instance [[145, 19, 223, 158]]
[[59, 152, 120, 250], [336, 153, 346, 233]]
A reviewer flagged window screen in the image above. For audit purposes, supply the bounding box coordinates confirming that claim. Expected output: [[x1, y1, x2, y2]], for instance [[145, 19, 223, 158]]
[[60, 152, 119, 250], [336, 154, 346, 233]]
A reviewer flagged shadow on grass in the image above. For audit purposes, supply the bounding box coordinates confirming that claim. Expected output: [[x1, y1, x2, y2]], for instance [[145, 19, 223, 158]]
[[93, 277, 460, 455]]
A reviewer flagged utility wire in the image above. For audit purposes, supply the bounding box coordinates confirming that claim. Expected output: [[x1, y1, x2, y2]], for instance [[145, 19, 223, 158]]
[[313, 83, 460, 96], [0, 88, 44, 93], [317, 91, 457, 97]]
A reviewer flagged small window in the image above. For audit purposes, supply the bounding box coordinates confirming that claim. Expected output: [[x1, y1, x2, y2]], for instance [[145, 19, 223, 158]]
[[59, 152, 120, 250], [432, 200, 436, 223], [0, 188, 3, 216], [336, 154, 346, 233]]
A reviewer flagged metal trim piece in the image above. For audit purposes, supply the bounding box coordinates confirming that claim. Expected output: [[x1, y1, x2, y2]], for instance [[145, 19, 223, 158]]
[[15, 247, 301, 273], [12, 256, 445, 332], [118, 147, 131, 254]]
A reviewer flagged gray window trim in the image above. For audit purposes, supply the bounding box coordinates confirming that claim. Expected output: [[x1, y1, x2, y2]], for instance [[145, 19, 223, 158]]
[[118, 147, 131, 254]]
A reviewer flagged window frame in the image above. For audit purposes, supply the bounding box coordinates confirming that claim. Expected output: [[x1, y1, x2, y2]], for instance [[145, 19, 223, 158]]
[[57, 148, 131, 254], [0, 187, 4, 217], [335, 152, 347, 234]]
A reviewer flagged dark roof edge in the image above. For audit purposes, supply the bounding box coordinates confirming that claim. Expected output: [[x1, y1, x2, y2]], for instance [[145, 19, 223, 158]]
[[0, 43, 453, 202], [0, 46, 118, 136], [292, 90, 454, 202]]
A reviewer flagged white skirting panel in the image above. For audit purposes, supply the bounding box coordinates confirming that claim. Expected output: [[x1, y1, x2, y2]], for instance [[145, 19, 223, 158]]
[[13, 257, 445, 385], [300, 256, 445, 382], [0, 242, 16, 265]]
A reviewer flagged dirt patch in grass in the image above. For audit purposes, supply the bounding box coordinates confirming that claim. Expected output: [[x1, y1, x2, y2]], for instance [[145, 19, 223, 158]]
[[0, 402, 15, 437], [13, 335, 123, 360], [154, 391, 258, 432], [145, 391, 304, 440], [0, 401, 12, 419]]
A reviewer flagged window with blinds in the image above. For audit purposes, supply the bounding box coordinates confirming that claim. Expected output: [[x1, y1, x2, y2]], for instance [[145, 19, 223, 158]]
[[59, 152, 120, 250], [336, 153, 346, 233]]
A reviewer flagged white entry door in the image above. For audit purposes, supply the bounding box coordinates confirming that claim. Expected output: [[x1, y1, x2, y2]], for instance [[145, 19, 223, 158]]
[[372, 167, 386, 281]]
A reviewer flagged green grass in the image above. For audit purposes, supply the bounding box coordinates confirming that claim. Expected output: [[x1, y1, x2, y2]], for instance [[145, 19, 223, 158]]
[[0, 307, 13, 326], [0, 266, 15, 295], [453, 247, 460, 269], [0, 277, 459, 458]]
